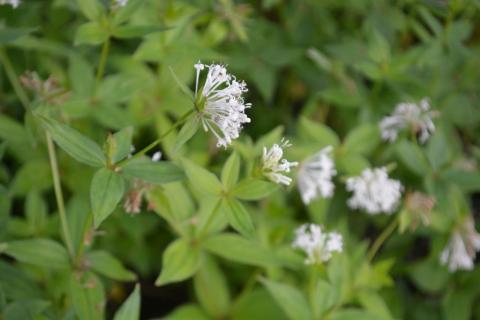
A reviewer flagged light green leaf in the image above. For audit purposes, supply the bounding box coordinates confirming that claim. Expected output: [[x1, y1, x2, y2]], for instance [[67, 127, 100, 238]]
[[203, 233, 278, 267], [156, 239, 200, 286], [25, 191, 47, 235], [113, 0, 146, 25], [336, 153, 370, 176], [3, 299, 50, 320], [75, 0, 104, 21], [108, 127, 134, 164], [90, 168, 126, 228], [75, 22, 109, 46], [69, 272, 105, 320], [69, 54, 95, 97], [261, 278, 312, 320], [169, 67, 194, 101], [441, 170, 480, 192], [221, 152, 240, 190], [165, 304, 210, 320], [88, 250, 136, 281], [174, 116, 200, 151], [113, 284, 141, 320], [122, 158, 184, 185], [194, 257, 230, 318], [233, 179, 278, 200], [357, 290, 393, 320], [299, 117, 340, 147], [396, 140, 430, 176], [223, 198, 255, 238], [112, 25, 170, 39], [182, 158, 223, 195], [3, 239, 69, 270], [40, 117, 106, 167]]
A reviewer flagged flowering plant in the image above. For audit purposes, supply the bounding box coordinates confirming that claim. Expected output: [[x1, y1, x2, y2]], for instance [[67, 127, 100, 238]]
[[1, 1, 480, 319]]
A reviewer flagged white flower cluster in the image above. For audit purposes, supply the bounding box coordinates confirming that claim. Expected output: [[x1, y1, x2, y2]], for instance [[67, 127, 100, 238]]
[[194, 62, 251, 148], [115, 0, 128, 7], [440, 217, 480, 272], [0, 0, 20, 8], [261, 139, 298, 186], [346, 167, 403, 215], [297, 146, 336, 204], [292, 224, 343, 264], [380, 98, 436, 144]]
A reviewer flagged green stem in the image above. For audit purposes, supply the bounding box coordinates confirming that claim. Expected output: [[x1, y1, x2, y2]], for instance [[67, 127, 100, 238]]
[[367, 217, 398, 262], [0, 48, 29, 109], [46, 132, 75, 259], [117, 109, 195, 167], [95, 37, 111, 91]]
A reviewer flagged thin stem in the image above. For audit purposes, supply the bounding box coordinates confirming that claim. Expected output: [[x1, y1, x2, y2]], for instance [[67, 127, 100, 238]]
[[46, 132, 75, 258], [367, 217, 399, 262], [0, 48, 29, 109], [117, 109, 195, 167], [95, 37, 111, 91]]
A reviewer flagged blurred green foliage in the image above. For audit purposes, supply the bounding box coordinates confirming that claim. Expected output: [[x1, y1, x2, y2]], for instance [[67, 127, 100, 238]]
[[1, 0, 480, 319]]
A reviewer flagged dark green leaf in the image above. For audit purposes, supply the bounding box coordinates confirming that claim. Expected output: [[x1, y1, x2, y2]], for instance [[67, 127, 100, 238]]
[[3, 239, 70, 269]]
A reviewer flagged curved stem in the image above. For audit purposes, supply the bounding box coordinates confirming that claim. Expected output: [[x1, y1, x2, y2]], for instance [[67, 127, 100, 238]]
[[367, 217, 399, 262], [46, 132, 75, 258], [117, 109, 195, 167]]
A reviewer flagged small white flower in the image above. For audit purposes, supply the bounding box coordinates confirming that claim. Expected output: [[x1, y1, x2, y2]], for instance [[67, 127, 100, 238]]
[[194, 62, 251, 148], [152, 151, 162, 162], [0, 0, 20, 8], [440, 217, 480, 272], [114, 0, 128, 7], [262, 138, 298, 186], [297, 146, 336, 204], [346, 167, 403, 215], [292, 224, 343, 264], [380, 98, 436, 144]]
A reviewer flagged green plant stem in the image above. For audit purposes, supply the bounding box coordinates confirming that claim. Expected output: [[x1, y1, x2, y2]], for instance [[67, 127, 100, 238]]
[[46, 132, 75, 259], [367, 217, 399, 262], [117, 109, 195, 167], [95, 37, 111, 91], [0, 48, 29, 109]]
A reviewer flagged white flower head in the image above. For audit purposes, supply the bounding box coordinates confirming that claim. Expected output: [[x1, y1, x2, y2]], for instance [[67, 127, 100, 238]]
[[262, 138, 299, 186], [297, 146, 336, 204], [440, 217, 480, 272], [194, 61, 251, 148], [346, 167, 403, 215], [380, 98, 436, 144], [114, 0, 128, 7], [292, 224, 343, 264], [0, 0, 20, 8], [152, 151, 162, 162]]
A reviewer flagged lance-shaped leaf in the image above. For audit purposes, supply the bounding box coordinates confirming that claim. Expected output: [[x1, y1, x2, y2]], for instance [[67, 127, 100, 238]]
[[74, 22, 109, 46], [107, 127, 134, 164], [175, 117, 200, 151], [223, 199, 255, 238], [75, 0, 104, 21], [69, 272, 105, 320], [88, 250, 136, 281], [112, 26, 171, 39], [232, 179, 278, 201], [113, 284, 141, 320], [40, 117, 106, 167], [113, 0, 146, 25], [156, 239, 200, 286], [3, 239, 70, 270], [182, 158, 223, 196], [221, 152, 240, 190], [90, 168, 125, 228], [122, 158, 185, 184]]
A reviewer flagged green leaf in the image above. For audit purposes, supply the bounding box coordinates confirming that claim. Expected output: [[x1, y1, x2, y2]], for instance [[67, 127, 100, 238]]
[[90, 168, 126, 228], [299, 117, 340, 147], [223, 198, 255, 238], [75, 22, 109, 46], [330, 308, 382, 320], [165, 304, 210, 320], [113, 0, 146, 25], [342, 124, 380, 156], [221, 152, 241, 190], [336, 153, 370, 175], [174, 116, 200, 151], [112, 25, 170, 39], [10, 161, 52, 196], [40, 117, 106, 167], [122, 158, 185, 184], [107, 127, 134, 164], [75, 0, 104, 21], [3, 239, 70, 269], [25, 191, 47, 234], [113, 284, 141, 320], [3, 299, 50, 320], [441, 170, 480, 192], [156, 239, 200, 286], [67, 195, 92, 257], [0, 27, 36, 44], [357, 290, 393, 320], [319, 87, 362, 109], [194, 257, 230, 318], [396, 140, 430, 176], [69, 272, 105, 320], [169, 67, 194, 101], [203, 233, 279, 267], [88, 250, 136, 281], [233, 179, 278, 200], [261, 278, 312, 320], [182, 158, 223, 196]]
